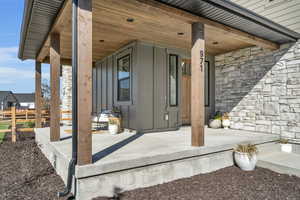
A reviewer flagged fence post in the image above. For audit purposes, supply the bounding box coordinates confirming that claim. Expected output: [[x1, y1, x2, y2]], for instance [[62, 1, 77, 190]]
[[11, 106, 16, 143], [25, 110, 28, 120]]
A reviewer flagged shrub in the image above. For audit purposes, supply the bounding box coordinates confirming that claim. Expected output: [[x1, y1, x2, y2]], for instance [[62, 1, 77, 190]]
[[278, 138, 289, 144], [213, 111, 222, 120], [235, 144, 258, 158]]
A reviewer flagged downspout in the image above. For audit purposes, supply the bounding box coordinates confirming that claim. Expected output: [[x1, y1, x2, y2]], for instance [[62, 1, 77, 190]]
[[58, 0, 78, 197]]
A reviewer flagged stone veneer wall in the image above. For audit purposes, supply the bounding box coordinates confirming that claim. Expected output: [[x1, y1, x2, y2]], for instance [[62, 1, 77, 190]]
[[61, 65, 72, 126], [215, 41, 300, 139]]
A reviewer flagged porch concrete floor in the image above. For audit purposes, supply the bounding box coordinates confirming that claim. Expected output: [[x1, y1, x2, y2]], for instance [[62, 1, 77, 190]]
[[36, 126, 279, 178], [257, 143, 300, 177]]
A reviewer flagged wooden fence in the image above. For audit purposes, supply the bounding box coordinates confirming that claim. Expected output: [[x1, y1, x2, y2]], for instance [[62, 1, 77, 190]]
[[0, 106, 71, 142]]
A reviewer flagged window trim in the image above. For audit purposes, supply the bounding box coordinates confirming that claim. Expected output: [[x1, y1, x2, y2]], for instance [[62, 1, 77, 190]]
[[117, 54, 131, 102], [169, 54, 179, 107]]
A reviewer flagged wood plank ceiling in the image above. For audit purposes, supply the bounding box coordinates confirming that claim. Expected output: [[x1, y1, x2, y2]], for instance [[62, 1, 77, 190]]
[[38, 0, 260, 62]]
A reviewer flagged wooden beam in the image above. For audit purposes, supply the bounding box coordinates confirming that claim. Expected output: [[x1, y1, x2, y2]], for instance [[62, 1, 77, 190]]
[[50, 33, 61, 142], [191, 23, 205, 147], [35, 61, 42, 128], [42, 57, 73, 66], [76, 0, 93, 165], [136, 0, 279, 50], [42, 57, 96, 67]]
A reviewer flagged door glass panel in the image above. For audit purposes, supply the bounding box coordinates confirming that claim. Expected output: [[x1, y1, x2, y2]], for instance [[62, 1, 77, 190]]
[[169, 55, 178, 106]]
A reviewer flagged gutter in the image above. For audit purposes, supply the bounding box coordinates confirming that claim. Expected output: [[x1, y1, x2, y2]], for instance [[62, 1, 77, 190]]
[[18, 0, 34, 60], [58, 0, 78, 198]]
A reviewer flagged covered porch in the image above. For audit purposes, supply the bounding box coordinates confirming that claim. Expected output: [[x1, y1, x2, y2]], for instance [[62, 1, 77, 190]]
[[24, 0, 294, 165], [18, 0, 300, 199], [36, 126, 278, 199]]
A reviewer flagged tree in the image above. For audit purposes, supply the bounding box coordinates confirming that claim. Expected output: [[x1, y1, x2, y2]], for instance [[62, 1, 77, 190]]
[[41, 79, 50, 110]]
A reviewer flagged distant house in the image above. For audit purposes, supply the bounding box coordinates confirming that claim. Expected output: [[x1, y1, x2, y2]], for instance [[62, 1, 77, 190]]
[[0, 91, 19, 111], [0, 92, 35, 110], [14, 93, 35, 109]]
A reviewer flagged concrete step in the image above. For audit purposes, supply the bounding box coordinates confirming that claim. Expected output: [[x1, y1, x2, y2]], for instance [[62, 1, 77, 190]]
[[257, 144, 300, 177]]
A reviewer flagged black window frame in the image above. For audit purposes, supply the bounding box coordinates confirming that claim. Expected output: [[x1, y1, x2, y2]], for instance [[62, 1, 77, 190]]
[[205, 61, 210, 107], [169, 54, 179, 107], [117, 54, 131, 102]]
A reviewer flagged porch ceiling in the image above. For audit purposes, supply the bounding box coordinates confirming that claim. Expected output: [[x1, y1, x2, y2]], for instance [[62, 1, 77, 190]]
[[36, 0, 265, 62], [19, 0, 300, 62]]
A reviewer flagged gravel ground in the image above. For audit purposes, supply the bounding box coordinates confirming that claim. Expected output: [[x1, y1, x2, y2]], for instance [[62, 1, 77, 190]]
[[94, 167, 300, 200], [0, 132, 71, 200], [1, 132, 300, 200]]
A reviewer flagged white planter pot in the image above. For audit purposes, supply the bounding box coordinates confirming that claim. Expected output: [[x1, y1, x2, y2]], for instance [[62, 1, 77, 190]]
[[109, 124, 118, 135], [222, 119, 230, 129], [234, 152, 257, 171], [209, 119, 222, 129], [280, 143, 292, 153]]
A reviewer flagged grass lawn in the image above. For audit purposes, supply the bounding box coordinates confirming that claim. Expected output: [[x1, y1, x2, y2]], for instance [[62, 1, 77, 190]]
[[0, 121, 35, 143], [0, 122, 9, 143]]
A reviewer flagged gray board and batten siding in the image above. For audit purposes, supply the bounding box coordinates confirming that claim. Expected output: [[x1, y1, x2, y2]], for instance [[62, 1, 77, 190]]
[[92, 41, 215, 133]]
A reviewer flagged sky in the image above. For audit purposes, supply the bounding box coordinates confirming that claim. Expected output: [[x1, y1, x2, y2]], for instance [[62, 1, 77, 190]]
[[0, 0, 50, 93]]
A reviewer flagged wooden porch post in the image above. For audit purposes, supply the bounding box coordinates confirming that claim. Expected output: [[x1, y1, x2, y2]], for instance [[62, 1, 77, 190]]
[[76, 0, 92, 165], [35, 61, 42, 128], [50, 33, 61, 142], [191, 23, 205, 147]]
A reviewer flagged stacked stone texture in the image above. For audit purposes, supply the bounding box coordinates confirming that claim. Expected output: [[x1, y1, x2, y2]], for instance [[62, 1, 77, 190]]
[[215, 41, 300, 139], [61, 65, 72, 126]]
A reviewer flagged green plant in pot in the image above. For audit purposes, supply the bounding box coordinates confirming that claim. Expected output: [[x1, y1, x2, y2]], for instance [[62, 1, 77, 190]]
[[208, 111, 222, 129], [234, 144, 258, 171]]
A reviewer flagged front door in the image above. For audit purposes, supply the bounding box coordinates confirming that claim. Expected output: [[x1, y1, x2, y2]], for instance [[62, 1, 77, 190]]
[[181, 59, 191, 125], [181, 58, 211, 125]]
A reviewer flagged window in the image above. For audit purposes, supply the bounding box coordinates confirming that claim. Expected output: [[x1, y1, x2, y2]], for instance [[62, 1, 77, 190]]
[[205, 61, 210, 107], [169, 55, 178, 106], [117, 54, 131, 101]]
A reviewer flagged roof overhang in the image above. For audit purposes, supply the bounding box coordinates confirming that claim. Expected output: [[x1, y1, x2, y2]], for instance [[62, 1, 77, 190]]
[[18, 0, 65, 60], [18, 0, 300, 61], [157, 0, 300, 43]]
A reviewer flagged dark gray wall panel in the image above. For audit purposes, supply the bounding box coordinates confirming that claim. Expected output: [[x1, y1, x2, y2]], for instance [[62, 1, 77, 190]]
[[120, 105, 130, 128], [153, 47, 168, 129], [96, 62, 102, 113], [107, 56, 114, 110], [102, 60, 107, 110], [92, 67, 97, 114], [136, 44, 154, 131]]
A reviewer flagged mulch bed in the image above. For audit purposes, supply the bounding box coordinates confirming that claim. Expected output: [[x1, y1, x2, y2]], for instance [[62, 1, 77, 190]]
[[95, 167, 300, 200], [0, 132, 71, 200], [1, 132, 300, 200]]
